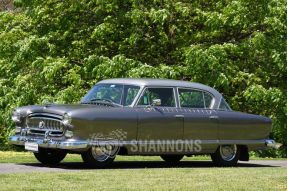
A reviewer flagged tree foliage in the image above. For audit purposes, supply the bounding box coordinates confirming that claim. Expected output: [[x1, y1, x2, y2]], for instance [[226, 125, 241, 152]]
[[0, 0, 286, 156]]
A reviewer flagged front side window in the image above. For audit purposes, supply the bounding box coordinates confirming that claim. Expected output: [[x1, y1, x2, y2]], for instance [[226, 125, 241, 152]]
[[137, 87, 176, 107], [81, 84, 140, 106], [178, 88, 213, 109], [122, 85, 140, 106]]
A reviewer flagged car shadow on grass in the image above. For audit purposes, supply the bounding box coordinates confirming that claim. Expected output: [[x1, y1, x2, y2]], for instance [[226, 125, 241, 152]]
[[19, 160, 280, 170]]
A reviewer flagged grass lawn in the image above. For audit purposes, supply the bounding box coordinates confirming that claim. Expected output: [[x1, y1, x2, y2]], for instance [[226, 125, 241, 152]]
[[0, 167, 287, 190], [0, 151, 287, 190]]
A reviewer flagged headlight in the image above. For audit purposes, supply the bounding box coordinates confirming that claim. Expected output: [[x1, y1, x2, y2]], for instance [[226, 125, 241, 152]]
[[62, 113, 72, 126], [12, 110, 21, 123]]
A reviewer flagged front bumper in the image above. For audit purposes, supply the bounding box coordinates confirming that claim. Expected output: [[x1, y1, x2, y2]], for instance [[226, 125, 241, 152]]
[[9, 135, 88, 150]]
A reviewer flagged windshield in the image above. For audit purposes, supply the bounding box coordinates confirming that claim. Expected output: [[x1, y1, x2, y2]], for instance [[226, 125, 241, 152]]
[[81, 84, 140, 106]]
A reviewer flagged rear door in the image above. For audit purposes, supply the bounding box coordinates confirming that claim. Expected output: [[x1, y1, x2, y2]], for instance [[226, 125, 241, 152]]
[[178, 88, 218, 144]]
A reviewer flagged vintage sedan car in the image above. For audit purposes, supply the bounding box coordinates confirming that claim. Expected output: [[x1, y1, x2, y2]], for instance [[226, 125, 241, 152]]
[[9, 78, 277, 167]]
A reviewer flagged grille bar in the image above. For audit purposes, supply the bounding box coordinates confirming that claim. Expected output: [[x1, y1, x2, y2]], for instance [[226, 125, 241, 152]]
[[26, 113, 64, 136]]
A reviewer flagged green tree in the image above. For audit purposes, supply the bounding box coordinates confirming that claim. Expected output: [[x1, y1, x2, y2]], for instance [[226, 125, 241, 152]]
[[0, 0, 286, 156]]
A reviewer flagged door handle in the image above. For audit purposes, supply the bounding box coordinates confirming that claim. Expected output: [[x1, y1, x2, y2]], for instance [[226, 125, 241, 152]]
[[174, 115, 184, 118], [209, 115, 219, 119]]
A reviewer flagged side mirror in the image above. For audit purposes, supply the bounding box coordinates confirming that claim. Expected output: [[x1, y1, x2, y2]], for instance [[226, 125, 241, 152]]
[[151, 99, 161, 106]]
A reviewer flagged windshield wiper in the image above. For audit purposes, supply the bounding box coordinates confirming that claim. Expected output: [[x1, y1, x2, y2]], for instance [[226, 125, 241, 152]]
[[81, 98, 122, 107]]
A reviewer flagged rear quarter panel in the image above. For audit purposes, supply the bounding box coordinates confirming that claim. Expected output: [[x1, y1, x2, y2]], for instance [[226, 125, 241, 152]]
[[217, 110, 272, 140]]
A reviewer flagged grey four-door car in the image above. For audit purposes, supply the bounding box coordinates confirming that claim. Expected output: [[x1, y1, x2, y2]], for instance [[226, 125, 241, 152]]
[[9, 78, 276, 167]]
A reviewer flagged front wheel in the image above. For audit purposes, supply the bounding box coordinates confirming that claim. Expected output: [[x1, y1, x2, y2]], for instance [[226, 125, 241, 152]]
[[160, 155, 184, 163], [34, 148, 67, 165], [211, 145, 240, 167], [81, 146, 116, 168]]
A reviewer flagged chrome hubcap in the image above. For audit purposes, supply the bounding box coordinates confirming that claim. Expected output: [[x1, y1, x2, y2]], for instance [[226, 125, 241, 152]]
[[219, 145, 237, 161], [91, 146, 111, 162], [91, 145, 118, 162]]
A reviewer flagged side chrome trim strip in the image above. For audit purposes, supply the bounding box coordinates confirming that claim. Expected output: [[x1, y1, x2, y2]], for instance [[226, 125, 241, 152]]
[[9, 135, 278, 150]]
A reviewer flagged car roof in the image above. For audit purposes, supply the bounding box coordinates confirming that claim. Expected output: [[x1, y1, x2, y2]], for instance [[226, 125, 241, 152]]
[[98, 78, 222, 98]]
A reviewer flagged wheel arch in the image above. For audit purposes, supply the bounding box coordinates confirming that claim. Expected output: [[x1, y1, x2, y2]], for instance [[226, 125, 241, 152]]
[[239, 145, 249, 161]]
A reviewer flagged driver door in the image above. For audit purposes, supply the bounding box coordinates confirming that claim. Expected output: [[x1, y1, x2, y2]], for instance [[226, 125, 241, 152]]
[[135, 87, 184, 154]]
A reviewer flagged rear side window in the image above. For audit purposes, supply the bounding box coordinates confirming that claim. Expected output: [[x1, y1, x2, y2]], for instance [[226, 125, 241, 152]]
[[219, 98, 231, 111], [137, 87, 176, 107], [178, 88, 213, 109]]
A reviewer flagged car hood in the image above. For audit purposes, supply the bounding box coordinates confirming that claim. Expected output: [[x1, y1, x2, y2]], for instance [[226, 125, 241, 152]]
[[16, 104, 113, 117]]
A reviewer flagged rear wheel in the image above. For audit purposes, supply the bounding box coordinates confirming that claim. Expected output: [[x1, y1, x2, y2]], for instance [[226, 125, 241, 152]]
[[34, 148, 67, 165], [160, 155, 184, 163], [211, 145, 240, 167], [81, 146, 116, 168]]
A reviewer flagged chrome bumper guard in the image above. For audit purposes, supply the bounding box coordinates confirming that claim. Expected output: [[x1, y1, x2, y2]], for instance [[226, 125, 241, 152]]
[[265, 139, 282, 149], [9, 135, 88, 150]]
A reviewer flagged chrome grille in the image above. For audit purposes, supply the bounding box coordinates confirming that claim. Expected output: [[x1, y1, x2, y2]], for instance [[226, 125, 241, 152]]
[[27, 118, 63, 131], [26, 113, 64, 136]]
